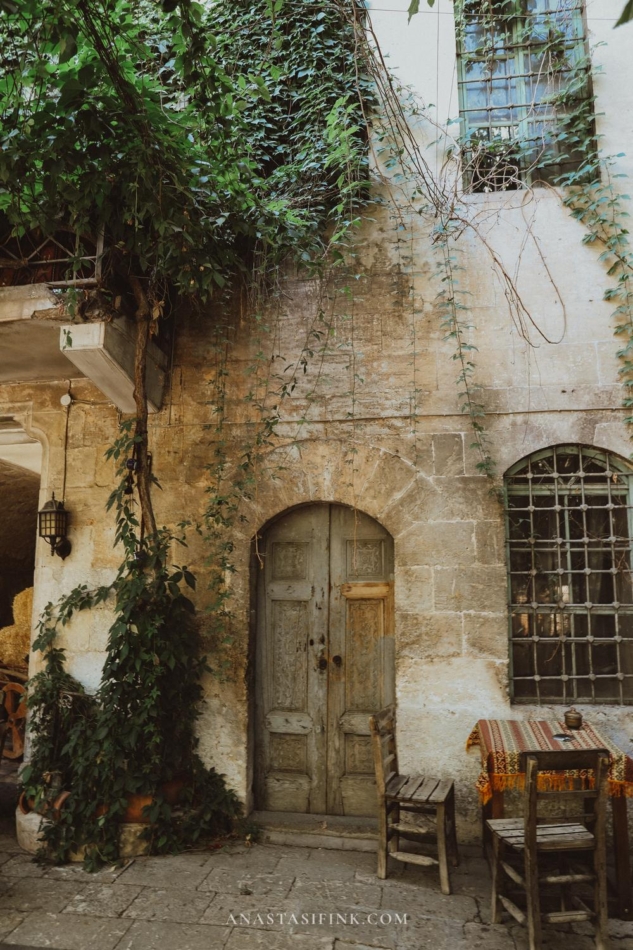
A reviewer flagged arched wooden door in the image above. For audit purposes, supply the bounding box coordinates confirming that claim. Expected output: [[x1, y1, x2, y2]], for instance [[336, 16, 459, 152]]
[[254, 504, 394, 816]]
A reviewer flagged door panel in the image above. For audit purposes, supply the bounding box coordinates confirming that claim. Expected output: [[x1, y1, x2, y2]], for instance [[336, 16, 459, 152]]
[[256, 504, 394, 816], [328, 506, 394, 816], [256, 505, 329, 813]]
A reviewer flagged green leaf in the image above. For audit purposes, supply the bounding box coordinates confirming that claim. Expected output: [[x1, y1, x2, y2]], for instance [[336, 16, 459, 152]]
[[59, 33, 77, 63], [616, 0, 633, 25], [407, 0, 420, 20]]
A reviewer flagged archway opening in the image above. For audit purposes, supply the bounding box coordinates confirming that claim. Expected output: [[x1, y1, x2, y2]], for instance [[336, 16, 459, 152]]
[[0, 419, 41, 760]]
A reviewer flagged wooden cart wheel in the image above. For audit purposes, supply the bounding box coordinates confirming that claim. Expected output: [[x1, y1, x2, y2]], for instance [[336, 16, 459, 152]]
[[2, 682, 26, 759]]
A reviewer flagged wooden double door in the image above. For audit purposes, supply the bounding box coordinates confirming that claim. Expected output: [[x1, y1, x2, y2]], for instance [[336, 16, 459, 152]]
[[255, 504, 394, 816]]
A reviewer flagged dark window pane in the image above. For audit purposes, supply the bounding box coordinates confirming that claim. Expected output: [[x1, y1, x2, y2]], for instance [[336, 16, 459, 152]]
[[513, 640, 535, 677]]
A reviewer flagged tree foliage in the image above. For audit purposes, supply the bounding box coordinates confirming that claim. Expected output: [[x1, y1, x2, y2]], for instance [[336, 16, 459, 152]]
[[3, 0, 373, 866], [0, 0, 371, 301]]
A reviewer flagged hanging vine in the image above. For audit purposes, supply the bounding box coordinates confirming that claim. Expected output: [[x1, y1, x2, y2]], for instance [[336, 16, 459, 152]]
[[1, 0, 374, 866]]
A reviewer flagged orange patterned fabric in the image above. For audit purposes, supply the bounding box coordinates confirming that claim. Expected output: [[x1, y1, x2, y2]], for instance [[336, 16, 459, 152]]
[[467, 719, 633, 805]]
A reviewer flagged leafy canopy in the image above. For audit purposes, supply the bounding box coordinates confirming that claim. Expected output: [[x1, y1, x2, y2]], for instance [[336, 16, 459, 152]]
[[0, 0, 371, 300]]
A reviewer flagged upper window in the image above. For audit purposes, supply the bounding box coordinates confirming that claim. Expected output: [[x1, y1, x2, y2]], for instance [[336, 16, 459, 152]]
[[505, 445, 633, 705], [456, 0, 593, 191]]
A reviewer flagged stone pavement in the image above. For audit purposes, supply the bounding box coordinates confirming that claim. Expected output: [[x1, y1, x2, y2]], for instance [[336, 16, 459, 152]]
[[0, 835, 629, 950]]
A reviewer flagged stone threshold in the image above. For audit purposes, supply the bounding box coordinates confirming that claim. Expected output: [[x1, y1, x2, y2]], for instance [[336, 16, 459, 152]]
[[251, 810, 378, 852]]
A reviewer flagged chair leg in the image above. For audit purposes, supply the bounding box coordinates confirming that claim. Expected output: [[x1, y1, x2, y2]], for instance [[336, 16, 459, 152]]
[[436, 802, 451, 895], [377, 800, 389, 880], [491, 834, 502, 924], [448, 786, 459, 867], [593, 846, 611, 950], [524, 842, 542, 950]]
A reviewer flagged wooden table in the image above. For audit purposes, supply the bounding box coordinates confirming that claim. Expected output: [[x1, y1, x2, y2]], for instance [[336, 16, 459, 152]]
[[468, 718, 633, 920]]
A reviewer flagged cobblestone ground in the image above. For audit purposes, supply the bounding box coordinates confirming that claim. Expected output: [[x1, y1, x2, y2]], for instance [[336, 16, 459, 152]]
[[0, 834, 629, 950]]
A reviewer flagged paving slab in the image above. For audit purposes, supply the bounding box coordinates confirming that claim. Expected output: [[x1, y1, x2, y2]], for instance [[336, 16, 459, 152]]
[[0, 881, 80, 915], [0, 857, 45, 881], [511, 924, 597, 950], [62, 883, 142, 917], [0, 944, 58, 950], [200, 895, 289, 930], [379, 883, 478, 921], [203, 845, 293, 871], [309, 850, 376, 873], [225, 931, 334, 950], [0, 913, 23, 941], [1, 911, 133, 950], [394, 915, 477, 950], [275, 857, 357, 883], [334, 943, 391, 950], [122, 886, 213, 923], [463, 921, 518, 950], [115, 920, 231, 950], [288, 879, 382, 909], [115, 854, 211, 889], [44, 863, 128, 885], [288, 906, 402, 950], [0, 836, 26, 855], [200, 868, 294, 898]]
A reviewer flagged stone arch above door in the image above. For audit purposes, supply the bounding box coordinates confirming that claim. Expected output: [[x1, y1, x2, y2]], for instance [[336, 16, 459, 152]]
[[253, 501, 395, 816], [232, 439, 422, 559]]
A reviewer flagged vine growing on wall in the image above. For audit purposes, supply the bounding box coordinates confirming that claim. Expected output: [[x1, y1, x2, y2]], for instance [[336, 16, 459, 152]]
[[23, 427, 242, 866], [1, 0, 374, 866], [448, 0, 633, 448]]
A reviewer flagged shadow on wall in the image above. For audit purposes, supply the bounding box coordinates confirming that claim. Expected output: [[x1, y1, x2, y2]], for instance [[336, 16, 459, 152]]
[[0, 459, 39, 628]]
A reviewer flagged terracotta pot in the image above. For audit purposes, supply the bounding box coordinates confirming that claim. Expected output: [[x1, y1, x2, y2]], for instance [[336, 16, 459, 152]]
[[97, 777, 187, 825], [18, 789, 70, 820]]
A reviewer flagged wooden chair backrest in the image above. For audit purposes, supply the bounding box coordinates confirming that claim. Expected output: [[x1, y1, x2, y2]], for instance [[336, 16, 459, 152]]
[[521, 748, 610, 843], [369, 704, 398, 798]]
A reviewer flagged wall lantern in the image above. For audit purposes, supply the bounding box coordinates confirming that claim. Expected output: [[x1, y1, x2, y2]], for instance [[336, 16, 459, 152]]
[[38, 493, 71, 560]]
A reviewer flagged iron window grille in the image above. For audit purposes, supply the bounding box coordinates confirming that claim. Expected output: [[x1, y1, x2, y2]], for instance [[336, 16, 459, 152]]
[[455, 0, 594, 191], [505, 445, 633, 705]]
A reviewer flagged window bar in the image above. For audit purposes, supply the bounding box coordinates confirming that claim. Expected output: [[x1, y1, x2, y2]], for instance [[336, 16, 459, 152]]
[[579, 456, 594, 704], [576, 448, 596, 702], [607, 468, 625, 706], [529, 457, 540, 700], [551, 450, 562, 700]]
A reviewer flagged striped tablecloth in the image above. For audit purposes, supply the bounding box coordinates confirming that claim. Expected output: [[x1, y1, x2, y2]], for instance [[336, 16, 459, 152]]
[[467, 718, 633, 804]]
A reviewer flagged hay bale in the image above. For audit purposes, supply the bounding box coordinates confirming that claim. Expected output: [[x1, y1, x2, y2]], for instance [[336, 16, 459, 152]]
[[0, 587, 32, 670]]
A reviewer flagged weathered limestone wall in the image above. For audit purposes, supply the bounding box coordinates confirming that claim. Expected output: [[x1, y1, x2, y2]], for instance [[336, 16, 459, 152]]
[[1, 0, 632, 842]]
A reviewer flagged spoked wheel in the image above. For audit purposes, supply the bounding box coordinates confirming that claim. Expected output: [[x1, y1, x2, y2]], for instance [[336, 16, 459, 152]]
[[2, 682, 26, 759]]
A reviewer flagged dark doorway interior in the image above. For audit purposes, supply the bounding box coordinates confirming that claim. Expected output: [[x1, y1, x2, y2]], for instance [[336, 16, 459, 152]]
[[0, 459, 39, 628]]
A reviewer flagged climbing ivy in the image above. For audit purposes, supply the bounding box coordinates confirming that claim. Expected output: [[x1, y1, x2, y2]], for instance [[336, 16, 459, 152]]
[[22, 425, 242, 867], [3, 0, 374, 866]]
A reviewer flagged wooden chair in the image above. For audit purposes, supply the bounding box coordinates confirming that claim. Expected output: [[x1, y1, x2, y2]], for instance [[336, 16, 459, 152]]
[[487, 749, 610, 950], [369, 704, 459, 894]]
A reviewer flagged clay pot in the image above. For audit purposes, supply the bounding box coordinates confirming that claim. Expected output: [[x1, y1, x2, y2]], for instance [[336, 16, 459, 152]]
[[18, 789, 71, 820], [97, 777, 186, 824]]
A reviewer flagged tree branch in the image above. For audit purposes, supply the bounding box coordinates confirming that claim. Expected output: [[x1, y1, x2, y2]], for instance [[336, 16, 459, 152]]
[[129, 274, 158, 542]]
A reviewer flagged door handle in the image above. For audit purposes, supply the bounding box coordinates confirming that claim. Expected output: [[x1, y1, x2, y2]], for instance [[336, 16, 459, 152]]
[[318, 656, 328, 671], [332, 655, 342, 668]]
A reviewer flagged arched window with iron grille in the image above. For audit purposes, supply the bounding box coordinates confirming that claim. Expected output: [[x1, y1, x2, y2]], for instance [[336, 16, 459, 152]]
[[505, 444, 633, 704]]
